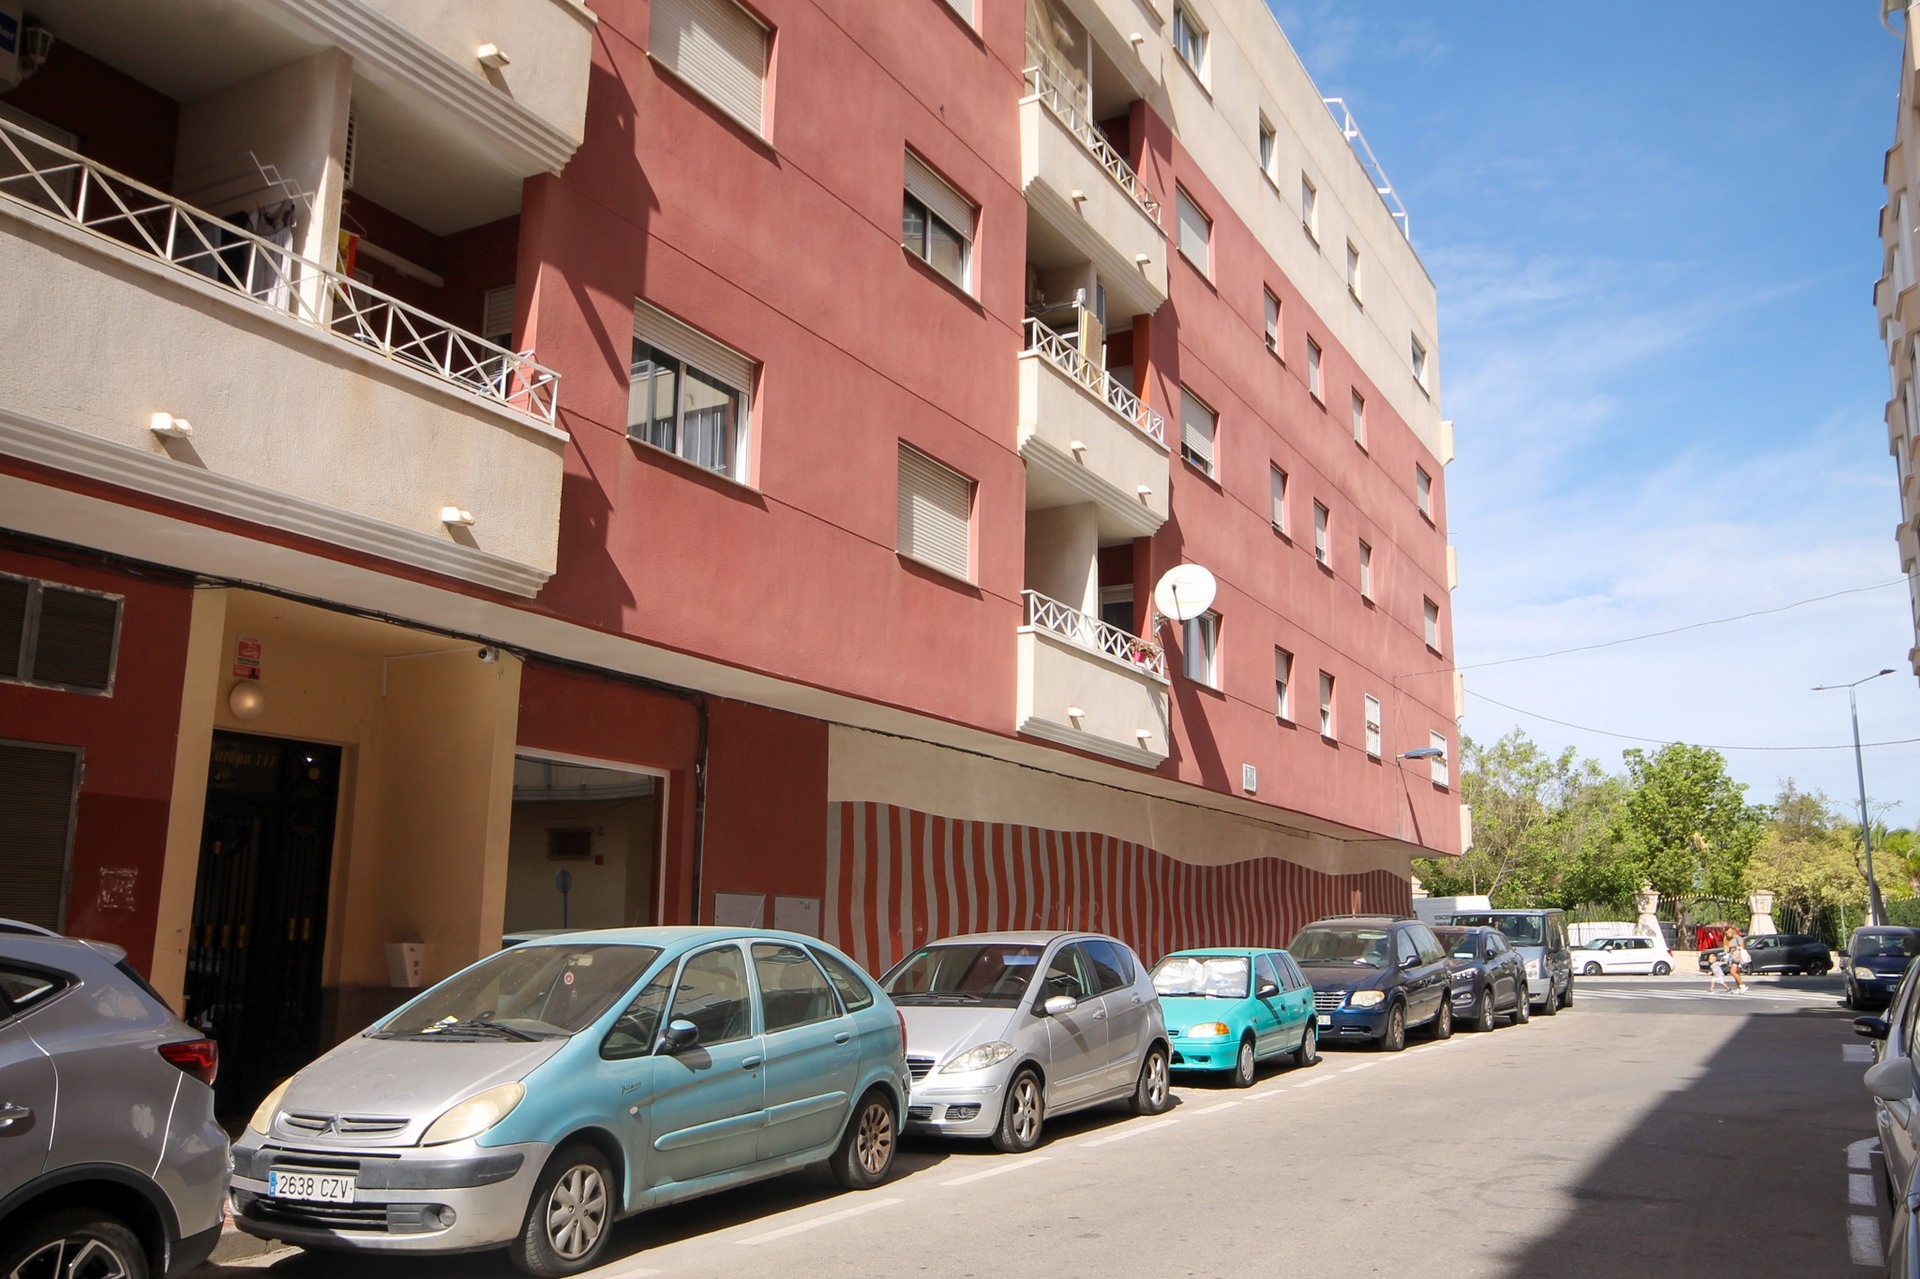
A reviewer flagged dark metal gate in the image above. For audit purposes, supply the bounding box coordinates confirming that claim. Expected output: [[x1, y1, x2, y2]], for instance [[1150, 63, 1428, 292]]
[[183, 732, 340, 1119]]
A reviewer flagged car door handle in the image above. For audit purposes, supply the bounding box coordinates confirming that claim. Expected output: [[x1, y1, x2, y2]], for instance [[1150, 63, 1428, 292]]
[[1091, 1010, 1106, 1021], [1131, 996, 1143, 1005], [0, 1104, 30, 1130], [834, 1032, 853, 1044], [741, 1056, 763, 1070]]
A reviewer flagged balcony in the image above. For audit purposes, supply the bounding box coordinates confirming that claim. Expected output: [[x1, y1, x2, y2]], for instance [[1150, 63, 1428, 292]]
[[0, 120, 566, 597], [1019, 319, 1168, 538], [1044, 0, 1165, 101], [1020, 58, 1168, 321], [1017, 590, 1170, 767]]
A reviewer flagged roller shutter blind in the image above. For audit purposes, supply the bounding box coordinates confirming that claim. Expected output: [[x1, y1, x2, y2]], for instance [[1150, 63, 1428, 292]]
[[632, 301, 756, 394], [904, 153, 974, 243], [0, 742, 81, 932], [1175, 187, 1210, 274], [897, 444, 972, 580], [481, 286, 516, 346], [651, 0, 768, 136], [0, 574, 120, 694], [944, 0, 975, 22], [1180, 388, 1215, 474]]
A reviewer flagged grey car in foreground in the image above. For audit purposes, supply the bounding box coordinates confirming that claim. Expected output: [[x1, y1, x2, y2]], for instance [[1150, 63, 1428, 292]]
[[0, 921, 231, 1279], [880, 931, 1172, 1152]]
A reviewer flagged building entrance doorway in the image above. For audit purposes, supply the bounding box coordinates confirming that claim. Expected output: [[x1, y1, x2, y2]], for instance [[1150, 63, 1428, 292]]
[[184, 731, 340, 1119], [506, 755, 662, 938]]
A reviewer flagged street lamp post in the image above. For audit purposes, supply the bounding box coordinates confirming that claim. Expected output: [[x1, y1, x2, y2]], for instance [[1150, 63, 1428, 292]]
[[1813, 668, 1896, 926]]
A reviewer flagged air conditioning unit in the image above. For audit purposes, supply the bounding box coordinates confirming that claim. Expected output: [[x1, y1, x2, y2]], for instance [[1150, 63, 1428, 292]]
[[0, 3, 52, 93]]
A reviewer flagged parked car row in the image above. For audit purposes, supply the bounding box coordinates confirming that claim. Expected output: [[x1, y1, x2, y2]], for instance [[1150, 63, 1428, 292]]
[[0, 910, 1567, 1278], [1694, 932, 1834, 977], [1848, 926, 1920, 1274]]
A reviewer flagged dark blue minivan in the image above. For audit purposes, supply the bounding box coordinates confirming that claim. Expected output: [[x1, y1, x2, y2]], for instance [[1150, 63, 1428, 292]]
[[1845, 926, 1920, 1009]]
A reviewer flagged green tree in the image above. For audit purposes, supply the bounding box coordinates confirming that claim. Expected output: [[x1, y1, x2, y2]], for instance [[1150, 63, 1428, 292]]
[[1613, 743, 1763, 905], [1747, 783, 1863, 923]]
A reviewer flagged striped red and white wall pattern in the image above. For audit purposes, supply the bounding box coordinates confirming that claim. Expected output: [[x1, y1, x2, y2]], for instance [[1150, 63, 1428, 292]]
[[825, 802, 1411, 975]]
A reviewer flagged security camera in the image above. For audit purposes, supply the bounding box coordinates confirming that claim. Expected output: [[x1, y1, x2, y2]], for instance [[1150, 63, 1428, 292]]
[[476, 646, 498, 663]]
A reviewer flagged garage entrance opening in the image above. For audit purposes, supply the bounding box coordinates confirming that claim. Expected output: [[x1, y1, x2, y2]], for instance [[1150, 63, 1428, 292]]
[[505, 755, 662, 941]]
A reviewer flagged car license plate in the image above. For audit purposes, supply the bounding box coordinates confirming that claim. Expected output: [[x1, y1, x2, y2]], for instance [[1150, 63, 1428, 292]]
[[1316, 1014, 1331, 1026], [268, 1170, 357, 1203]]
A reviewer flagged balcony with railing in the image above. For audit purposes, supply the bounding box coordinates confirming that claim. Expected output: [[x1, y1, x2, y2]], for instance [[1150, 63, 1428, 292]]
[[1020, 52, 1168, 321], [0, 117, 567, 596], [1017, 590, 1171, 766], [1019, 313, 1169, 540]]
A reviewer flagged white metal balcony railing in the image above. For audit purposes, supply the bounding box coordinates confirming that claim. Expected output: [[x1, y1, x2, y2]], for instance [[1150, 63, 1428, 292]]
[[1023, 589, 1167, 681], [1021, 51, 1161, 225], [1022, 317, 1165, 445], [0, 118, 560, 426]]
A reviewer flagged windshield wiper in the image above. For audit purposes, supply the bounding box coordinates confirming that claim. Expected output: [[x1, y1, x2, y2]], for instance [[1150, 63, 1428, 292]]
[[419, 1017, 547, 1041], [893, 991, 984, 1005]]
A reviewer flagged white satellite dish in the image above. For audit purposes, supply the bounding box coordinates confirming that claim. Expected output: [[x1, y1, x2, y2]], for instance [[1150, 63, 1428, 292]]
[[1152, 563, 1217, 622]]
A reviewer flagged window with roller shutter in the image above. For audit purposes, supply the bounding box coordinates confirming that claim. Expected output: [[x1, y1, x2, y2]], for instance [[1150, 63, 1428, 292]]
[[1180, 387, 1216, 477], [0, 573, 121, 695], [1175, 187, 1211, 276], [650, 0, 769, 138], [0, 740, 82, 932], [897, 444, 973, 581]]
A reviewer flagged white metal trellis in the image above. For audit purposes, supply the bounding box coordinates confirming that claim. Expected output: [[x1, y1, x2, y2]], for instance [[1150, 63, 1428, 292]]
[[1022, 317, 1166, 446], [1022, 52, 1162, 225], [1321, 97, 1410, 241], [1024, 589, 1168, 680]]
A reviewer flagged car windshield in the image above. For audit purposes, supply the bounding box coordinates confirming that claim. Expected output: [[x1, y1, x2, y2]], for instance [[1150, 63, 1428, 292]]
[[882, 943, 1044, 1006], [1151, 955, 1250, 998], [1450, 914, 1545, 946], [375, 944, 662, 1040], [1289, 927, 1391, 967], [1856, 933, 1920, 959], [1434, 929, 1478, 960]]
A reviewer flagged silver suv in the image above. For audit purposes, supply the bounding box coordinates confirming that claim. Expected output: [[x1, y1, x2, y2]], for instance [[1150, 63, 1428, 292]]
[[0, 921, 231, 1278]]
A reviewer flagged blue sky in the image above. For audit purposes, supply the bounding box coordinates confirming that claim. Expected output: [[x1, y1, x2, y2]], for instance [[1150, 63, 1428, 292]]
[[1269, 2, 1920, 823]]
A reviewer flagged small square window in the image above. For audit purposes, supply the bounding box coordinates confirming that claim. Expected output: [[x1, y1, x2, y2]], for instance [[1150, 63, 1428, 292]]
[[898, 443, 975, 581], [1313, 501, 1329, 566], [1274, 647, 1293, 720], [1429, 731, 1449, 785], [1364, 695, 1382, 758], [1174, 3, 1209, 78], [1351, 390, 1366, 446], [1181, 387, 1217, 477], [1307, 338, 1322, 400], [1416, 466, 1433, 518], [1411, 335, 1429, 388], [1258, 116, 1276, 178], [1346, 242, 1362, 302], [1263, 289, 1281, 355], [1358, 540, 1372, 599], [1318, 670, 1335, 738], [1269, 464, 1288, 533], [1301, 174, 1319, 241], [1184, 611, 1220, 688], [904, 152, 976, 292], [1176, 187, 1212, 276], [1424, 597, 1441, 650]]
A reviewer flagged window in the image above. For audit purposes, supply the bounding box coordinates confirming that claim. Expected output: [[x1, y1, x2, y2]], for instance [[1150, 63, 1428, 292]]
[[753, 943, 840, 1032], [1313, 501, 1329, 566], [897, 444, 974, 580], [1358, 540, 1372, 599], [1346, 242, 1362, 302], [1081, 939, 1134, 992], [1263, 288, 1281, 355], [1351, 390, 1366, 446], [1318, 671, 1335, 738], [1045, 945, 1093, 999], [1257, 116, 1276, 179], [650, 0, 769, 137], [1100, 585, 1135, 635], [1364, 695, 1382, 758], [1306, 338, 1322, 400], [1301, 174, 1319, 241], [940, 0, 975, 22], [903, 152, 975, 291], [601, 971, 673, 1060], [1173, 3, 1208, 77], [668, 945, 753, 1045], [0, 741, 82, 931], [1416, 465, 1433, 518], [1180, 387, 1217, 476], [1175, 187, 1211, 276], [1269, 464, 1288, 532], [1255, 952, 1282, 994], [481, 285, 515, 348], [811, 946, 876, 1011], [1429, 731, 1449, 785], [630, 302, 755, 480], [1183, 611, 1220, 688], [1424, 597, 1441, 649], [0, 574, 121, 695], [1274, 647, 1293, 720], [1411, 335, 1429, 388]]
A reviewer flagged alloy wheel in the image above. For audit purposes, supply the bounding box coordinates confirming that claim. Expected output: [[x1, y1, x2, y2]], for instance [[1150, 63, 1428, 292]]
[[855, 1098, 895, 1178], [544, 1163, 608, 1261], [8, 1237, 136, 1279], [1009, 1074, 1043, 1145]]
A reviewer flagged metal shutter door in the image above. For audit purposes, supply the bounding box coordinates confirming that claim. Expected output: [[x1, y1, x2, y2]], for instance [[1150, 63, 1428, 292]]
[[1180, 389, 1214, 470], [897, 445, 972, 579], [904, 153, 974, 241], [0, 743, 80, 931], [651, 0, 767, 134], [31, 586, 119, 693], [1176, 189, 1210, 271], [632, 301, 755, 394]]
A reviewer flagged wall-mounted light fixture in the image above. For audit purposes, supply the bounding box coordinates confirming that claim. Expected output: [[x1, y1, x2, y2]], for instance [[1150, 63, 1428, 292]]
[[149, 412, 193, 439], [441, 506, 475, 527], [477, 43, 511, 68], [228, 682, 266, 721]]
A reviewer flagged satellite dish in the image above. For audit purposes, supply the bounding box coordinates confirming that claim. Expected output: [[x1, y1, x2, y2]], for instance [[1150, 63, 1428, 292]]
[[1152, 564, 1217, 622]]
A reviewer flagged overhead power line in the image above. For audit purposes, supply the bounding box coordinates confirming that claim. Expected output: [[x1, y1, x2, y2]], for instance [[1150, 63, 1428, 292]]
[[1468, 689, 1920, 754]]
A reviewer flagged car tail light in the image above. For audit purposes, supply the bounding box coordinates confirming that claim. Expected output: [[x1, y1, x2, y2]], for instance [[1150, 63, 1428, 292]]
[[159, 1038, 219, 1086], [897, 1008, 908, 1047]]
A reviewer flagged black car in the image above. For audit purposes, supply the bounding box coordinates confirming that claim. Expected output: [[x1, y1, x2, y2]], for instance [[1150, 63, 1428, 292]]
[[1696, 933, 1832, 975], [1290, 915, 1454, 1052], [1846, 927, 1920, 1009], [1433, 926, 1530, 1031]]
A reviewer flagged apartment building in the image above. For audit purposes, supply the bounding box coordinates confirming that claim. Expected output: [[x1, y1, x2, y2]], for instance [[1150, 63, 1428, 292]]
[[1881, 0, 1920, 678], [0, 0, 1461, 1116]]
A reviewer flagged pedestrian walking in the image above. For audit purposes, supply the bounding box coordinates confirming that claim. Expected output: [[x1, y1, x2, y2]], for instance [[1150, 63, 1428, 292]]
[[1726, 926, 1749, 992], [1707, 951, 1731, 993]]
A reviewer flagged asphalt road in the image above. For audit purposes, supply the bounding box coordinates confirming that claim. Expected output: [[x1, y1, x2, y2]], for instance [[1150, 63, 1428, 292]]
[[199, 972, 1880, 1279]]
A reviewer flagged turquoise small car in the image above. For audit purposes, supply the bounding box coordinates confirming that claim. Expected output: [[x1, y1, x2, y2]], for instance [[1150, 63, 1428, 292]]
[[1151, 948, 1319, 1087]]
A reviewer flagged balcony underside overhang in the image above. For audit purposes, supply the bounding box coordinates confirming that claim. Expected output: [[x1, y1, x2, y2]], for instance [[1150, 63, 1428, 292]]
[[1022, 103, 1167, 321]]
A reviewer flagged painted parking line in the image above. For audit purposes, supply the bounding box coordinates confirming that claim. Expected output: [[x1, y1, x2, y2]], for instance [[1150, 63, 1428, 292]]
[[1848, 1138, 1883, 1267], [1341, 1062, 1377, 1073], [1844, 1044, 1876, 1064], [1851, 1139, 1880, 1172], [1293, 1076, 1330, 1088], [1852, 1174, 1877, 1207], [942, 1155, 1049, 1186], [1849, 1215, 1883, 1266], [738, 1197, 903, 1247], [1081, 1117, 1181, 1147], [1195, 1100, 1241, 1115]]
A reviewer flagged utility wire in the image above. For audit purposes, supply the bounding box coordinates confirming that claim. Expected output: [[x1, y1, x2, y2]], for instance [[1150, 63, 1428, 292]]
[[1469, 689, 1920, 753]]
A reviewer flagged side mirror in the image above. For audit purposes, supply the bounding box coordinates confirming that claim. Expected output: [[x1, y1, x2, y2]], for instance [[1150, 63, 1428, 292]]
[[1042, 994, 1079, 1017], [1866, 1055, 1912, 1102], [1857, 1016, 1892, 1041], [1400, 954, 1419, 970], [1256, 981, 1279, 999], [1839, 953, 1850, 964], [1483, 949, 1500, 962], [655, 1019, 699, 1054]]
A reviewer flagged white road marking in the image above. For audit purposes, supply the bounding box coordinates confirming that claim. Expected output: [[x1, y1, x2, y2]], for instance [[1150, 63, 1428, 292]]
[[942, 1155, 1050, 1186], [1293, 1076, 1330, 1088], [1849, 1214, 1883, 1266], [1195, 1100, 1241, 1114], [1844, 1044, 1876, 1064], [1851, 1173, 1877, 1207], [1850, 1137, 1882, 1172], [1081, 1117, 1180, 1147], [1342, 1061, 1378, 1073], [738, 1197, 902, 1246]]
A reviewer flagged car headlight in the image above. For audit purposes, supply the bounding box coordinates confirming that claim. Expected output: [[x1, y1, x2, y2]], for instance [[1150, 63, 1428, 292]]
[[1184, 1022, 1230, 1039], [420, 1082, 526, 1146], [1348, 990, 1386, 1008], [1529, 959, 1544, 977], [939, 1041, 1017, 1074], [247, 1078, 292, 1137], [1856, 966, 1878, 982]]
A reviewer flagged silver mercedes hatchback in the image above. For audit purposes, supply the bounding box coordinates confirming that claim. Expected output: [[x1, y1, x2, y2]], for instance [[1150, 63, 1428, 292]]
[[879, 931, 1171, 1152]]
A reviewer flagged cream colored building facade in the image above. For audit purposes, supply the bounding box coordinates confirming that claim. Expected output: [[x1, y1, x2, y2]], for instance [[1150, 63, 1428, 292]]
[[1881, 0, 1920, 677]]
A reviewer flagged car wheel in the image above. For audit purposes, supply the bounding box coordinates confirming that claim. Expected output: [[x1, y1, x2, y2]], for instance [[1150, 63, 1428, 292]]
[[1292, 1021, 1319, 1067], [1378, 1001, 1408, 1052], [1537, 982, 1558, 1016], [1511, 985, 1531, 1025], [992, 1068, 1045, 1153], [1559, 978, 1574, 1009], [1582, 961, 1603, 976], [1653, 962, 1672, 976], [510, 1143, 614, 1277], [1427, 995, 1454, 1040], [829, 1089, 897, 1189], [0, 1208, 149, 1279], [1231, 1037, 1257, 1089], [1131, 1045, 1173, 1115], [1473, 987, 1496, 1033]]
